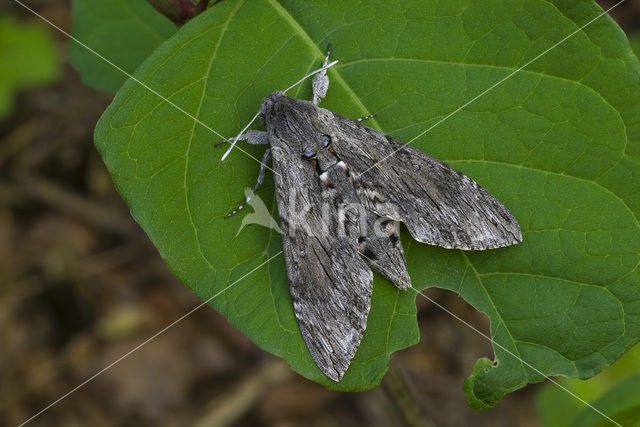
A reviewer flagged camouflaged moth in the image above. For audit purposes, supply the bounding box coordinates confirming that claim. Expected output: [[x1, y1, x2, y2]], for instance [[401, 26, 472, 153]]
[[219, 45, 521, 381]]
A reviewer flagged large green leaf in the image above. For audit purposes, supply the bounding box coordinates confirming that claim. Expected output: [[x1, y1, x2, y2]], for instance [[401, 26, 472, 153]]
[[94, 0, 640, 407], [70, 0, 176, 93]]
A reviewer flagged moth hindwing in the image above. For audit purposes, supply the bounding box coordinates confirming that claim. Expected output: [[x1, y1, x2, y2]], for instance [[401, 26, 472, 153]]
[[222, 46, 522, 382]]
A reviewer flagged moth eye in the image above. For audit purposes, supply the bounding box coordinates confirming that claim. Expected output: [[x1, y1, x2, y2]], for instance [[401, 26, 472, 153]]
[[301, 147, 317, 160], [322, 135, 332, 148]]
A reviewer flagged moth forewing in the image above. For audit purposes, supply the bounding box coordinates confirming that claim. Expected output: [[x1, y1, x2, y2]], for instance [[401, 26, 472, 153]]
[[269, 125, 373, 381], [328, 113, 523, 250]]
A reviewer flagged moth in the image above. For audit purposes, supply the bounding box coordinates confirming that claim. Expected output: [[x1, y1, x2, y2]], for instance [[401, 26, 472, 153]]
[[219, 45, 522, 381]]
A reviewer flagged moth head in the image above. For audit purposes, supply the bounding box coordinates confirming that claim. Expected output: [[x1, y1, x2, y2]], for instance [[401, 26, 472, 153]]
[[259, 91, 286, 125]]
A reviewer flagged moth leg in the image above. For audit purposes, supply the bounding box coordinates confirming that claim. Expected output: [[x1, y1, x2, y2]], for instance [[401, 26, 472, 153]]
[[215, 130, 268, 148], [356, 113, 376, 122], [225, 148, 272, 218], [312, 43, 332, 105]]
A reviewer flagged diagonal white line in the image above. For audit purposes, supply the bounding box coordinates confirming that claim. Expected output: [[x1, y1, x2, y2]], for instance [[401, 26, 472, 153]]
[[11, 0, 278, 176], [356, 0, 627, 179], [18, 251, 283, 426]]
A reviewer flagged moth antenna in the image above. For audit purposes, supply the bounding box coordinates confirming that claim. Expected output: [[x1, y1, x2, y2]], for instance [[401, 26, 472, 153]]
[[221, 58, 338, 161], [283, 59, 339, 94]]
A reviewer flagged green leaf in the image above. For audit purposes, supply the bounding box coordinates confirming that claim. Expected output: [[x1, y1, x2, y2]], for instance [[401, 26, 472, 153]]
[[94, 0, 640, 403], [0, 15, 59, 117], [70, 0, 176, 93]]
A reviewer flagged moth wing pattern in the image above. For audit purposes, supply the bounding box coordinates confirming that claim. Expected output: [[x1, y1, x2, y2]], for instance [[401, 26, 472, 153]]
[[327, 111, 522, 250], [270, 140, 374, 382]]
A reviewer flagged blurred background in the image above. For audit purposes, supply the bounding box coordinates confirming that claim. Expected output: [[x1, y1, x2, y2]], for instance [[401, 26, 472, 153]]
[[1, 1, 639, 426]]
